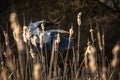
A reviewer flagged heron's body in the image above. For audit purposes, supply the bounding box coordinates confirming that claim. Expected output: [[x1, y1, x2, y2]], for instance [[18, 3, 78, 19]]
[[24, 20, 73, 51]]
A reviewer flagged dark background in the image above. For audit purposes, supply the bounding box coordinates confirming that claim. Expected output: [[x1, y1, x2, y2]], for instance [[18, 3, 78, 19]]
[[0, 0, 120, 59]]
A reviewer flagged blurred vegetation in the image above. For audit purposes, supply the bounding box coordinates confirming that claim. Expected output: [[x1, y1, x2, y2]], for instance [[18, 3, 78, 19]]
[[0, 0, 120, 58], [0, 0, 120, 80]]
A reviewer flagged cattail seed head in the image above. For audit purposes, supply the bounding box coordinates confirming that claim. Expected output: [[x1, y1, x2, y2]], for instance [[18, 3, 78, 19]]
[[54, 33, 60, 51], [27, 29, 31, 40], [112, 43, 120, 55], [3, 31, 9, 46], [102, 33, 105, 46], [23, 26, 28, 32], [90, 28, 94, 43], [111, 43, 120, 67], [89, 60, 97, 73], [10, 12, 24, 51], [97, 29, 103, 51], [9, 12, 17, 24], [56, 33, 60, 43], [1, 67, 8, 80], [23, 26, 28, 43], [31, 35, 37, 47], [54, 40, 57, 51], [89, 29, 94, 32], [33, 63, 41, 80], [111, 58, 118, 68], [41, 22, 45, 32], [39, 33, 44, 48], [69, 26, 74, 38], [77, 12, 82, 26], [85, 41, 97, 73], [29, 48, 36, 59], [102, 67, 107, 80]]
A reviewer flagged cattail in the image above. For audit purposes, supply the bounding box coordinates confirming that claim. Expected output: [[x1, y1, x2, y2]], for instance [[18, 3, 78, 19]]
[[110, 42, 120, 80], [84, 41, 91, 69], [77, 12, 82, 26], [96, 21, 103, 51], [33, 63, 41, 80], [23, 26, 28, 43], [3, 31, 9, 46], [89, 18, 94, 43], [112, 43, 120, 55], [13, 26, 24, 51], [9, 12, 18, 27], [29, 48, 36, 59], [97, 30, 103, 51], [52, 33, 60, 77], [9, 12, 24, 51], [102, 67, 107, 80], [23, 27, 31, 43], [1, 68, 8, 80], [54, 38, 58, 52], [56, 33, 60, 43], [111, 43, 120, 67], [41, 22, 45, 32], [3, 51, 7, 58], [39, 22, 45, 49], [89, 47, 97, 73], [54, 33, 60, 51], [84, 41, 97, 73], [111, 58, 118, 68], [69, 26, 74, 38], [90, 28, 94, 43], [26, 29, 31, 41], [102, 32, 105, 46], [84, 52, 89, 69], [31, 35, 37, 47], [7, 60, 14, 71], [39, 33, 44, 49], [3, 31, 14, 71], [77, 12, 82, 63], [3, 31, 14, 72], [12, 25, 20, 41]]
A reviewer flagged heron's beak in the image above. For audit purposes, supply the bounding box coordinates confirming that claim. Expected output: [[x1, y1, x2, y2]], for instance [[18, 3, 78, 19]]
[[60, 30, 69, 33]]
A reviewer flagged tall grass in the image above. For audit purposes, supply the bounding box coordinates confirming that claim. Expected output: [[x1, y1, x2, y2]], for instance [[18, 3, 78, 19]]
[[0, 12, 120, 80]]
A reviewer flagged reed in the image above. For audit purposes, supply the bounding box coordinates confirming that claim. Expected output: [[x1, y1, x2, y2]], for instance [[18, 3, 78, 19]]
[[0, 12, 120, 80]]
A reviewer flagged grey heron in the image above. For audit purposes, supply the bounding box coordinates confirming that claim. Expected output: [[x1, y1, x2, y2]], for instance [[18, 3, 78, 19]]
[[23, 20, 74, 51]]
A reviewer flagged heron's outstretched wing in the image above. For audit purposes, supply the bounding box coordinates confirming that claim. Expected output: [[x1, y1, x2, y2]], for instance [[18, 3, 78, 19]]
[[47, 30, 69, 33], [46, 36, 74, 51], [44, 30, 72, 51], [46, 29, 69, 37], [28, 21, 45, 29], [27, 21, 61, 36], [28, 20, 61, 30], [59, 36, 74, 51], [27, 21, 43, 36]]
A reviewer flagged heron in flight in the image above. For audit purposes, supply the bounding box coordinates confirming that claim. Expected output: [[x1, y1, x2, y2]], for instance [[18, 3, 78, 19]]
[[23, 20, 74, 51]]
